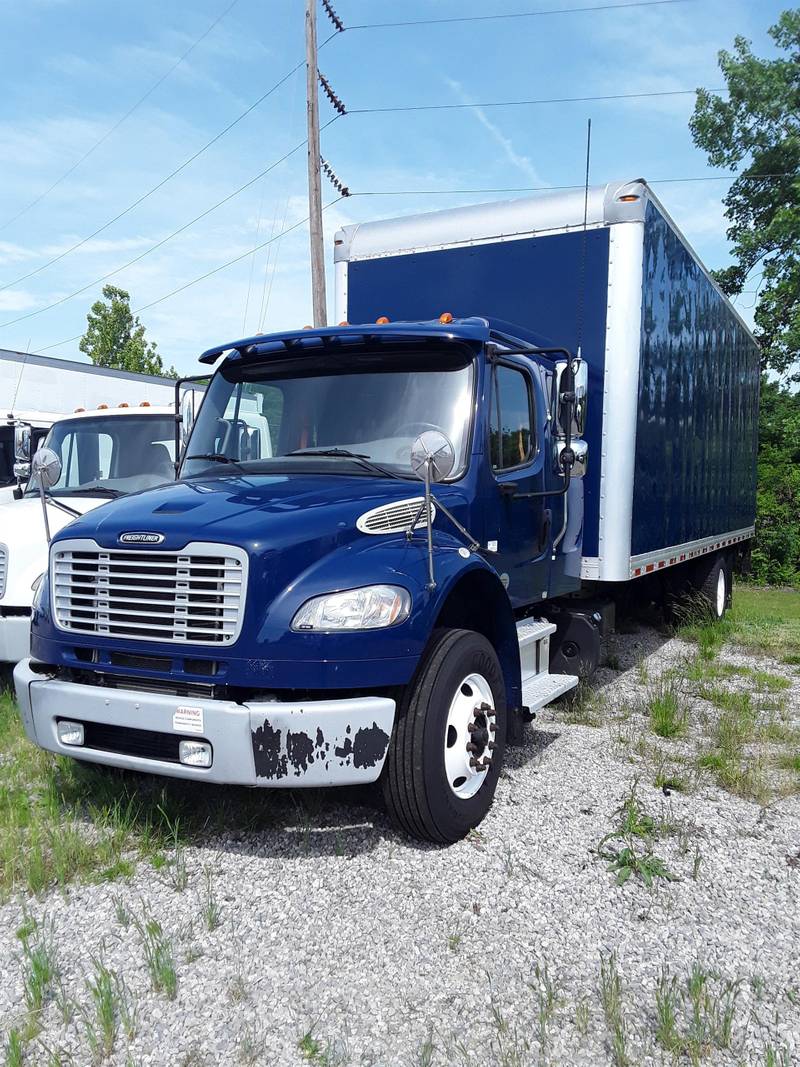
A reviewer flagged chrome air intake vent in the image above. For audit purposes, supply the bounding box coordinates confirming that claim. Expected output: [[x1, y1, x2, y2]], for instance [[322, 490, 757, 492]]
[[0, 544, 6, 598], [356, 497, 436, 535], [52, 538, 248, 647]]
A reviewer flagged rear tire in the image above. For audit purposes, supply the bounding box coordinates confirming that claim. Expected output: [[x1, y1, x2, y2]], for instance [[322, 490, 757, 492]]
[[382, 628, 506, 844], [697, 554, 731, 620]]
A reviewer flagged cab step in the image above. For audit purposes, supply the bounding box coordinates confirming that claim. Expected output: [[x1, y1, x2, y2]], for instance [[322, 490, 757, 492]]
[[516, 617, 579, 714]]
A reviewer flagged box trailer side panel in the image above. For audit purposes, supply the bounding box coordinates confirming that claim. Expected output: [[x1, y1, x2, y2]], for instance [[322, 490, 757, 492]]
[[629, 200, 759, 573], [343, 226, 611, 561]]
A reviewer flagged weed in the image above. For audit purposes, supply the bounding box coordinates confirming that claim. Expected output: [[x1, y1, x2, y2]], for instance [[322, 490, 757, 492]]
[[85, 958, 118, 1059], [297, 1028, 345, 1066], [416, 1031, 435, 1067], [604, 653, 623, 671], [488, 996, 529, 1067], [447, 931, 462, 952], [112, 895, 130, 928], [559, 679, 609, 726], [228, 973, 249, 1004], [692, 845, 703, 881], [574, 996, 590, 1037], [599, 953, 629, 1067], [530, 956, 559, 1058], [202, 867, 221, 931], [645, 679, 688, 739], [238, 1019, 267, 1065], [5, 1029, 23, 1067], [21, 918, 58, 1018], [654, 965, 681, 1052], [596, 784, 678, 887], [765, 1045, 791, 1067], [160, 807, 188, 892], [133, 909, 177, 999]]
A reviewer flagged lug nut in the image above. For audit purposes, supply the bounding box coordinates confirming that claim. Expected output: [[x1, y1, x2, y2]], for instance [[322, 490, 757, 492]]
[[466, 742, 478, 753], [489, 723, 497, 733], [488, 741, 497, 751], [467, 722, 478, 734]]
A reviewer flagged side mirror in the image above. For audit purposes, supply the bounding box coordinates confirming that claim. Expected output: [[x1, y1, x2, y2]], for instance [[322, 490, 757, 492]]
[[14, 423, 31, 463], [31, 447, 62, 490], [180, 390, 197, 452], [554, 358, 588, 439], [410, 429, 456, 483]]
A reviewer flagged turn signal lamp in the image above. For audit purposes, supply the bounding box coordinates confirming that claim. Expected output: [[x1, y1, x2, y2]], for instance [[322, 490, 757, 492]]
[[73, 407, 85, 413], [97, 403, 109, 410], [140, 400, 151, 407], [338, 320, 349, 326], [439, 312, 454, 324], [618, 194, 639, 202], [376, 316, 390, 324], [118, 402, 129, 408]]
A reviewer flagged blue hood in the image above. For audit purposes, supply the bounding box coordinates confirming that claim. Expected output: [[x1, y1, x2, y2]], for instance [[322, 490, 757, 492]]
[[57, 473, 428, 554]]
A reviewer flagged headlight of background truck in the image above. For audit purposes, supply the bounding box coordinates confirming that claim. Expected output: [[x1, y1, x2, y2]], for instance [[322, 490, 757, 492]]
[[31, 572, 47, 612], [291, 585, 411, 632]]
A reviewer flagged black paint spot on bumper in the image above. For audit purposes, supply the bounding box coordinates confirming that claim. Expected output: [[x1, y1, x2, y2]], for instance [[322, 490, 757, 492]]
[[352, 721, 390, 769], [286, 729, 315, 776], [252, 720, 287, 780]]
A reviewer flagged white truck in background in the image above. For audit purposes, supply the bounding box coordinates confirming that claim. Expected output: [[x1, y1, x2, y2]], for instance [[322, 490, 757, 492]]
[[0, 404, 181, 664], [1, 347, 179, 501]]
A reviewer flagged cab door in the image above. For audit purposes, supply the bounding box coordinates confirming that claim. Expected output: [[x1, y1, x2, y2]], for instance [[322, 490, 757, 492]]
[[486, 359, 551, 607]]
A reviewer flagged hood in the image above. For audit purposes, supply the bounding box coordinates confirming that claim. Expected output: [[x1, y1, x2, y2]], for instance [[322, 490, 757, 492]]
[[0, 495, 106, 605], [56, 473, 441, 555]]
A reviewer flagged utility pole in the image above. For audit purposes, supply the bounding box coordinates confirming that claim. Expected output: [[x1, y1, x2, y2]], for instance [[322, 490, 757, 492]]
[[305, 0, 327, 327]]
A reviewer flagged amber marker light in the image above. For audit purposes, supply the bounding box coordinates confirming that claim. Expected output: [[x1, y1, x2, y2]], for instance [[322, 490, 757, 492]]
[[376, 316, 390, 324], [439, 312, 454, 324]]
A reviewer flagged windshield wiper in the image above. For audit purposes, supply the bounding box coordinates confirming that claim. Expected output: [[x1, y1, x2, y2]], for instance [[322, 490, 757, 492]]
[[184, 452, 248, 474], [73, 486, 124, 498], [286, 447, 406, 480]]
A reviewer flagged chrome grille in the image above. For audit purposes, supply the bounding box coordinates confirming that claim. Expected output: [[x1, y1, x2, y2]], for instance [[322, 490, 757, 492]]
[[356, 497, 436, 535], [0, 544, 6, 598], [52, 540, 246, 646]]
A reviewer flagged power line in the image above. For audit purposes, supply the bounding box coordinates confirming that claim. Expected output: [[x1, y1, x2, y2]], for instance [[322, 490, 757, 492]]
[[0, 49, 335, 295], [0, 123, 341, 331], [37, 198, 344, 353], [346, 0, 696, 30], [350, 87, 724, 114], [0, 0, 240, 233], [344, 174, 793, 197]]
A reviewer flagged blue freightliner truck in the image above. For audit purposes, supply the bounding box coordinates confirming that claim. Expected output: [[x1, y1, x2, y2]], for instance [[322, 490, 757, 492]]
[[14, 180, 760, 843]]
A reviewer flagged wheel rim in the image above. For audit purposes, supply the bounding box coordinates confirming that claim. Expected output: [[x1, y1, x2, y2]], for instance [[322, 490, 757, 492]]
[[716, 567, 726, 617], [444, 672, 496, 800]]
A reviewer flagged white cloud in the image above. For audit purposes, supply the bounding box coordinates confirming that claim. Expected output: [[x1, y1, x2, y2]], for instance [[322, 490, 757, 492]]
[[443, 76, 547, 187], [0, 289, 39, 312]]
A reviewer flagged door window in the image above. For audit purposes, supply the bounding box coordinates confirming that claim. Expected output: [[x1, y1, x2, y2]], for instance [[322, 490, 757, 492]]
[[489, 365, 534, 471]]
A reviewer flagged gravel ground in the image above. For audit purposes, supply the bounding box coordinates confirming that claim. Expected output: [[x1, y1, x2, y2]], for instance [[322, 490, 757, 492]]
[[2, 626, 799, 1066]]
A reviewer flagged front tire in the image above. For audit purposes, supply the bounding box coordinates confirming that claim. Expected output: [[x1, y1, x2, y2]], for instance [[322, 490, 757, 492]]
[[382, 628, 507, 844]]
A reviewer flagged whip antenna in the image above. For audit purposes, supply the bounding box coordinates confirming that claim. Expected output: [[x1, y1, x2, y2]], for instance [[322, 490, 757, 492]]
[[575, 117, 592, 361]]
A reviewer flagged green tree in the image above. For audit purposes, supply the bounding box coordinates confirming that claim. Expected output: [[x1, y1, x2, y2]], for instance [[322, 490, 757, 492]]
[[690, 9, 800, 381], [79, 284, 177, 378], [751, 380, 800, 584]]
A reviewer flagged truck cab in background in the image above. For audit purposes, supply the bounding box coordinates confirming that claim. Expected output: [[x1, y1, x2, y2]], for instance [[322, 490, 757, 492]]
[[0, 410, 63, 504], [0, 404, 179, 664]]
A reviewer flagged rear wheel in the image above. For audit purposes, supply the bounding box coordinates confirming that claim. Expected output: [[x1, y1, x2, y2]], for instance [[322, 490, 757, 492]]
[[382, 628, 506, 844], [697, 553, 731, 620]]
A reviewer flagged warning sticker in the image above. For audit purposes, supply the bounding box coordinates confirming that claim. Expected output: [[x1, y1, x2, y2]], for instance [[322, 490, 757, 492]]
[[173, 705, 204, 734]]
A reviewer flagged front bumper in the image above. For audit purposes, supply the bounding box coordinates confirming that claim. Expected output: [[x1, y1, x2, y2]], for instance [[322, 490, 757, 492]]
[[13, 658, 395, 787], [0, 614, 31, 664]]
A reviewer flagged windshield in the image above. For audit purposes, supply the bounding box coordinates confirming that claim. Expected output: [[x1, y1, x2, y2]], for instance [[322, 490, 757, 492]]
[[181, 349, 475, 480], [26, 414, 176, 497], [0, 427, 12, 488]]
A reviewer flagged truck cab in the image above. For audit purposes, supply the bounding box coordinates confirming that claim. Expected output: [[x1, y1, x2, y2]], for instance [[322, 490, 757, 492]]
[[0, 410, 63, 504], [14, 318, 584, 842], [0, 404, 179, 664]]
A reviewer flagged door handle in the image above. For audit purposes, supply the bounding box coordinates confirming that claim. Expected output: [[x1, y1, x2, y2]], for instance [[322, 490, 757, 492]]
[[539, 508, 552, 551]]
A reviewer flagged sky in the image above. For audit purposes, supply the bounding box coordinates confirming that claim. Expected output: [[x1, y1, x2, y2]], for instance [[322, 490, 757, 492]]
[[0, 0, 788, 374]]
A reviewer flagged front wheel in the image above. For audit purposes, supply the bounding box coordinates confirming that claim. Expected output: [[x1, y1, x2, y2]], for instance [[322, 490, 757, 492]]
[[382, 629, 507, 844]]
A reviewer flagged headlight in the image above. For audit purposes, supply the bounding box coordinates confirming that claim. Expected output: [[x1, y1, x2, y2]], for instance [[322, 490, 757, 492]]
[[31, 572, 47, 611], [292, 585, 411, 632]]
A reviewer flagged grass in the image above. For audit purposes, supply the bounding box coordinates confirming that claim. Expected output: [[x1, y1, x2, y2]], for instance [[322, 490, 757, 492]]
[[599, 953, 629, 1067], [652, 961, 743, 1065], [644, 678, 688, 739], [680, 584, 800, 660], [0, 686, 278, 900], [133, 908, 177, 1000]]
